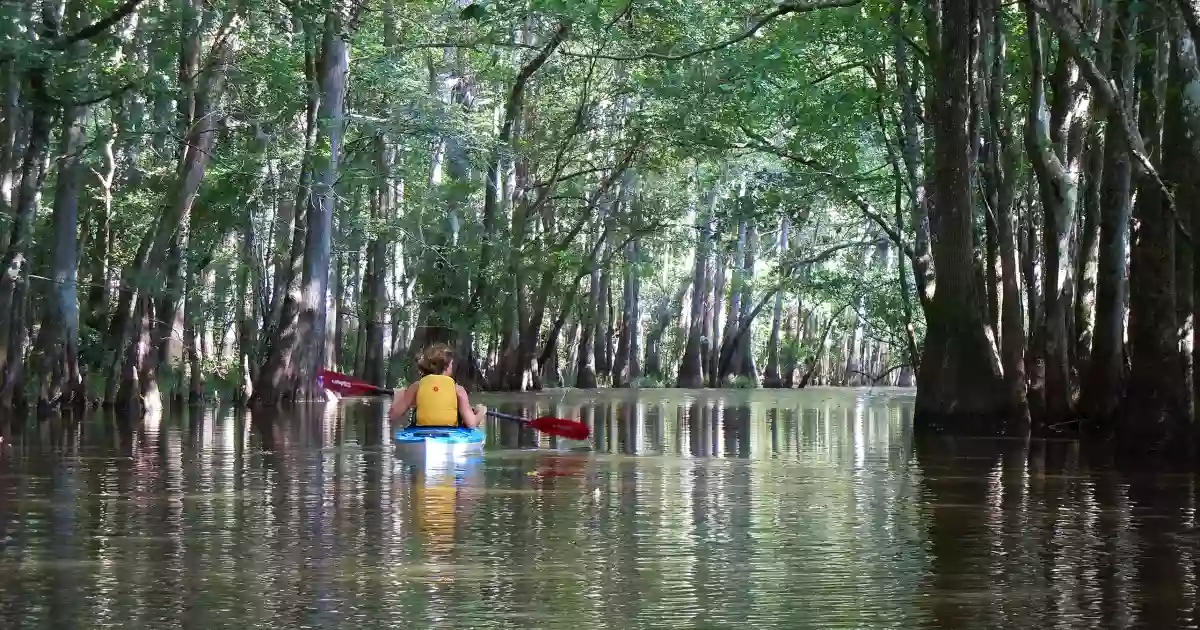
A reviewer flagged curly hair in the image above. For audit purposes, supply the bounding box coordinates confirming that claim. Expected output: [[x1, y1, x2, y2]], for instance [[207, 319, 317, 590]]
[[417, 343, 455, 376]]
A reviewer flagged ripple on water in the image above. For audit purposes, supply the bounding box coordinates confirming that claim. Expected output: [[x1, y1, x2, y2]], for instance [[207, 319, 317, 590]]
[[0, 390, 1196, 628]]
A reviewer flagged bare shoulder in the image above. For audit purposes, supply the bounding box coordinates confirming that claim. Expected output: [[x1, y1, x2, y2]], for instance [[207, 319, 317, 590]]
[[455, 384, 468, 395]]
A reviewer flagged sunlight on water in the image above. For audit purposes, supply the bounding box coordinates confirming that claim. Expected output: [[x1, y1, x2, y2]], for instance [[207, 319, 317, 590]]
[[0, 387, 1198, 628]]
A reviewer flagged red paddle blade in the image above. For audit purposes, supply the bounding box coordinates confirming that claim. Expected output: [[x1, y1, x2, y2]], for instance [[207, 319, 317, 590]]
[[528, 416, 591, 440], [319, 369, 384, 397]]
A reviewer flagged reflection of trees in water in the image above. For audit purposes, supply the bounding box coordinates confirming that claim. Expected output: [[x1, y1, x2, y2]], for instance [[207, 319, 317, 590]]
[[913, 432, 1200, 629], [3, 395, 1200, 627]]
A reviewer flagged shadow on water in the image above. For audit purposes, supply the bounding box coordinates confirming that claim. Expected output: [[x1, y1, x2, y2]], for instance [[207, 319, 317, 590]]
[[0, 387, 1197, 628]]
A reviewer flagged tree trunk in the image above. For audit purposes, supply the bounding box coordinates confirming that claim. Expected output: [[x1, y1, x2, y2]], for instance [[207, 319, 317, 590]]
[[734, 222, 758, 382], [645, 276, 691, 381], [1073, 132, 1103, 368], [1123, 12, 1183, 436], [913, 0, 1008, 432], [782, 300, 799, 387], [360, 135, 391, 387], [295, 10, 350, 401], [762, 215, 790, 388], [707, 245, 727, 385], [984, 0, 1029, 423], [716, 218, 747, 384], [1080, 6, 1136, 422], [615, 238, 641, 386], [677, 172, 719, 387], [87, 123, 117, 332], [1025, 3, 1092, 423], [253, 14, 319, 402], [236, 194, 257, 403], [0, 3, 57, 408], [114, 3, 233, 412], [1167, 42, 1195, 428], [843, 223, 876, 385], [575, 234, 602, 389], [892, 0, 934, 308], [185, 254, 215, 404], [34, 96, 86, 408], [1172, 2, 1200, 426]]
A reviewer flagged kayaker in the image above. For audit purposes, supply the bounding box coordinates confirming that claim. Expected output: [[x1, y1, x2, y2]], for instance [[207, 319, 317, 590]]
[[388, 343, 487, 428]]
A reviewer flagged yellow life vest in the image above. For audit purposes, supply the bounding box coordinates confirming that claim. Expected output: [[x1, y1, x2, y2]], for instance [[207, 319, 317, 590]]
[[414, 374, 458, 426]]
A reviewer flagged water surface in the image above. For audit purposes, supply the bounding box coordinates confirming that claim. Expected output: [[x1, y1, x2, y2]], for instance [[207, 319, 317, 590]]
[[0, 388, 1196, 629]]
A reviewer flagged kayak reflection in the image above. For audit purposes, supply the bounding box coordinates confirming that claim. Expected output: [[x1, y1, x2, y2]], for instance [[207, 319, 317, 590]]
[[396, 444, 484, 557]]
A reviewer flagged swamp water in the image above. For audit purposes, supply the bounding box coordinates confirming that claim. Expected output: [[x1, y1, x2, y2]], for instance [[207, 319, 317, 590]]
[[0, 387, 1197, 629]]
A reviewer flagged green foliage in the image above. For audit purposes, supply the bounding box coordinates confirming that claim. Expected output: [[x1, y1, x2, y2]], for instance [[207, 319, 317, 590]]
[[5, 0, 948, 403]]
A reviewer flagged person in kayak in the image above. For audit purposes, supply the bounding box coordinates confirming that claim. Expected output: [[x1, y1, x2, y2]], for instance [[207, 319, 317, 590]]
[[388, 342, 487, 428]]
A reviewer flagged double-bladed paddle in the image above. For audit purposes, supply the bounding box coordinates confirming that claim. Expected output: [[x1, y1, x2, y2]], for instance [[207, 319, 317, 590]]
[[318, 368, 591, 440]]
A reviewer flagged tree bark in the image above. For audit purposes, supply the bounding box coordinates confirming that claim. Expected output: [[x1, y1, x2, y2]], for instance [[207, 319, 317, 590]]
[[1080, 5, 1136, 422], [762, 215, 790, 387], [1122, 11, 1184, 438], [34, 94, 87, 408], [984, 0, 1029, 423], [913, 0, 1008, 432], [1025, 2, 1092, 423], [360, 134, 391, 387], [676, 171, 719, 387], [0, 2, 58, 408], [295, 8, 350, 401], [615, 237, 641, 386]]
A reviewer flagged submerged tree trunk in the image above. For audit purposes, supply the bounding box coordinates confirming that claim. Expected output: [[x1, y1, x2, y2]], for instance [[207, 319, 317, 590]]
[[253, 14, 322, 403], [1122, 14, 1185, 439], [645, 276, 691, 381], [293, 11, 350, 401], [762, 215, 790, 388], [1025, 4, 1091, 424], [34, 97, 87, 408], [677, 173, 718, 387], [360, 135, 392, 387], [0, 4, 57, 408], [114, 0, 234, 413], [913, 0, 1007, 432], [614, 238, 641, 386], [983, 0, 1028, 424], [1080, 4, 1136, 422]]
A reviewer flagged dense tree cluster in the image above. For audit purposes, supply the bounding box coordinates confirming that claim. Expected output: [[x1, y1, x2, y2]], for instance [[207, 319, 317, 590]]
[[2, 0, 1199, 448]]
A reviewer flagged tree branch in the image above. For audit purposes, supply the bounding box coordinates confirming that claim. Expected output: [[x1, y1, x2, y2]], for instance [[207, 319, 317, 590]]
[[739, 125, 917, 263], [53, 0, 144, 49], [548, 0, 861, 62], [1179, 0, 1200, 48], [1026, 0, 1191, 244]]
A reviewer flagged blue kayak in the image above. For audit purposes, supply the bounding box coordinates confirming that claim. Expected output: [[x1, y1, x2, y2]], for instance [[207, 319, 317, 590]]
[[393, 426, 485, 445]]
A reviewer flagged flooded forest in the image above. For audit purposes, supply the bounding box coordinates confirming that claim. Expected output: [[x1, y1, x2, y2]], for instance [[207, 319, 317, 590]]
[[1, 0, 1198, 447]]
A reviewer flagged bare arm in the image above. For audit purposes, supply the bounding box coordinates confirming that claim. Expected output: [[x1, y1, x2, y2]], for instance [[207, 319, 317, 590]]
[[388, 383, 418, 425], [456, 385, 487, 428]]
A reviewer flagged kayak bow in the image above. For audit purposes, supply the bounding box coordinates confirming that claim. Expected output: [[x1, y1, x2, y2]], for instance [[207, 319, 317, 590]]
[[394, 426, 486, 445]]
